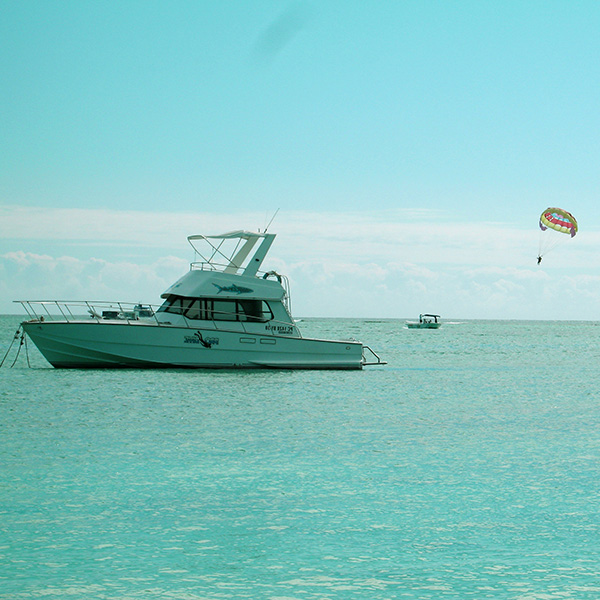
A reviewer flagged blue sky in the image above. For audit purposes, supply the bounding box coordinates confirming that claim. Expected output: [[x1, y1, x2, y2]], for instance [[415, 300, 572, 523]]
[[1, 1, 599, 318]]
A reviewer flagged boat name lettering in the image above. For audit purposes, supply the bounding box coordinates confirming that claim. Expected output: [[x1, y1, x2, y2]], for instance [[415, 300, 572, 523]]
[[265, 324, 294, 334]]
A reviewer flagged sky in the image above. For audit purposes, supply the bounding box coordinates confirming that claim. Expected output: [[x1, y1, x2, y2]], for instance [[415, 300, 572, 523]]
[[1, 0, 600, 319]]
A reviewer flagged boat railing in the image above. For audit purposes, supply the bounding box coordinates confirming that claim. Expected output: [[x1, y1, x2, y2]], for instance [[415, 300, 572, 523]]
[[190, 261, 222, 271], [261, 270, 293, 316], [15, 300, 302, 338], [361, 345, 387, 366], [16, 300, 158, 323]]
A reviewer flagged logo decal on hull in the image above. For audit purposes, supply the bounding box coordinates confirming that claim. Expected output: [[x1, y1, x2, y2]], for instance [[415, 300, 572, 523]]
[[184, 331, 219, 347]]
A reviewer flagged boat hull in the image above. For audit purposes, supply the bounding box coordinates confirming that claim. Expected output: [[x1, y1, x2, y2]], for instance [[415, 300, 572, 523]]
[[406, 322, 441, 329], [22, 320, 364, 370]]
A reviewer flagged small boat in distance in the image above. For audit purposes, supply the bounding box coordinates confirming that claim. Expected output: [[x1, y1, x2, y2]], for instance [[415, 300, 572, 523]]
[[17, 230, 386, 369], [406, 314, 442, 329]]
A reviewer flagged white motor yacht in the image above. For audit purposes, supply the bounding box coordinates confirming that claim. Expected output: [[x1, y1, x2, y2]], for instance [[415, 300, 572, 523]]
[[17, 230, 385, 369]]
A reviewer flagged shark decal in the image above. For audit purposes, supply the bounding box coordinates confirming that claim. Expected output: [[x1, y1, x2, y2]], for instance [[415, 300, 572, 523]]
[[213, 283, 254, 294]]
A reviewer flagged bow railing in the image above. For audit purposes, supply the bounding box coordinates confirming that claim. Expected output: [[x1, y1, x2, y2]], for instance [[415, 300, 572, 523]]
[[15, 300, 302, 338]]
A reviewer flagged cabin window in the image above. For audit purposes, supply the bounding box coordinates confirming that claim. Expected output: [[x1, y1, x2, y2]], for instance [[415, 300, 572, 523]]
[[212, 300, 237, 321], [158, 295, 187, 316], [185, 299, 204, 320], [158, 295, 273, 322], [237, 300, 273, 322]]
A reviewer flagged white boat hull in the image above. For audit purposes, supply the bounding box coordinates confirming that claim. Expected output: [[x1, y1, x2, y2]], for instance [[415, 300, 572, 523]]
[[22, 320, 364, 370]]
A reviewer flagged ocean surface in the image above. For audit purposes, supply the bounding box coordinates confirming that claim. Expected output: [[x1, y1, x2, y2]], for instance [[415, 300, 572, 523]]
[[1, 314, 600, 599]]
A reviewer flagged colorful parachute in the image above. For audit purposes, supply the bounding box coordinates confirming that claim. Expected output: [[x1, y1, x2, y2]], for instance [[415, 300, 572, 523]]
[[539, 207, 578, 238], [538, 207, 578, 261]]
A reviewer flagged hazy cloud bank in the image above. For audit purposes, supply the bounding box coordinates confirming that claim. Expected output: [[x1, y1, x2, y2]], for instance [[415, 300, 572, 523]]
[[1, 206, 595, 319]]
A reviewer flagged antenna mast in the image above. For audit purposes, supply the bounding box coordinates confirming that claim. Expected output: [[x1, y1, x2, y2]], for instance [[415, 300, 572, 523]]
[[264, 208, 280, 233]]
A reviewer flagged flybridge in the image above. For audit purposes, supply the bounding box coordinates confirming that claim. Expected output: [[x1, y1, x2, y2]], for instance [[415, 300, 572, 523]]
[[188, 231, 276, 277], [164, 229, 293, 314]]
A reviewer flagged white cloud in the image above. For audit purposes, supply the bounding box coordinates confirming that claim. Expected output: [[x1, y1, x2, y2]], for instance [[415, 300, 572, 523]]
[[1, 251, 187, 313], [1, 205, 596, 319]]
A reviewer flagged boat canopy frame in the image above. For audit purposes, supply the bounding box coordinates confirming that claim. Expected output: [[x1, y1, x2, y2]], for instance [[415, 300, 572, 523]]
[[187, 231, 275, 277], [419, 314, 441, 323], [186, 230, 292, 315]]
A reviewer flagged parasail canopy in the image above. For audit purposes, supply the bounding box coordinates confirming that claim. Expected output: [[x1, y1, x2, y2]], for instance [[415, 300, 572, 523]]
[[537, 207, 578, 262], [539, 207, 578, 238]]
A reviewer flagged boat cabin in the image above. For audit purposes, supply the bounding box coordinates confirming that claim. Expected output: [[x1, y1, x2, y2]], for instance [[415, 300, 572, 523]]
[[155, 230, 295, 329], [419, 314, 440, 324]]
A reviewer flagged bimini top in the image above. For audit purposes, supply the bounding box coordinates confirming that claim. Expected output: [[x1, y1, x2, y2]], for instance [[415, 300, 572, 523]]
[[187, 231, 276, 277]]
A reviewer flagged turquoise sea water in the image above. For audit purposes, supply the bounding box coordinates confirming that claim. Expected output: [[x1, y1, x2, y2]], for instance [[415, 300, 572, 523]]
[[1, 315, 600, 599]]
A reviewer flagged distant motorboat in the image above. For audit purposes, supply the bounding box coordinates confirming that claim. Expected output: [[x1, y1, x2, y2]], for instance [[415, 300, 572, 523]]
[[406, 314, 442, 329]]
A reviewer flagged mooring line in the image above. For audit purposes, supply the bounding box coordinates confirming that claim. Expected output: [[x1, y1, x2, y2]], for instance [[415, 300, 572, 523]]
[[23, 333, 31, 368], [9, 332, 25, 368], [0, 327, 22, 368]]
